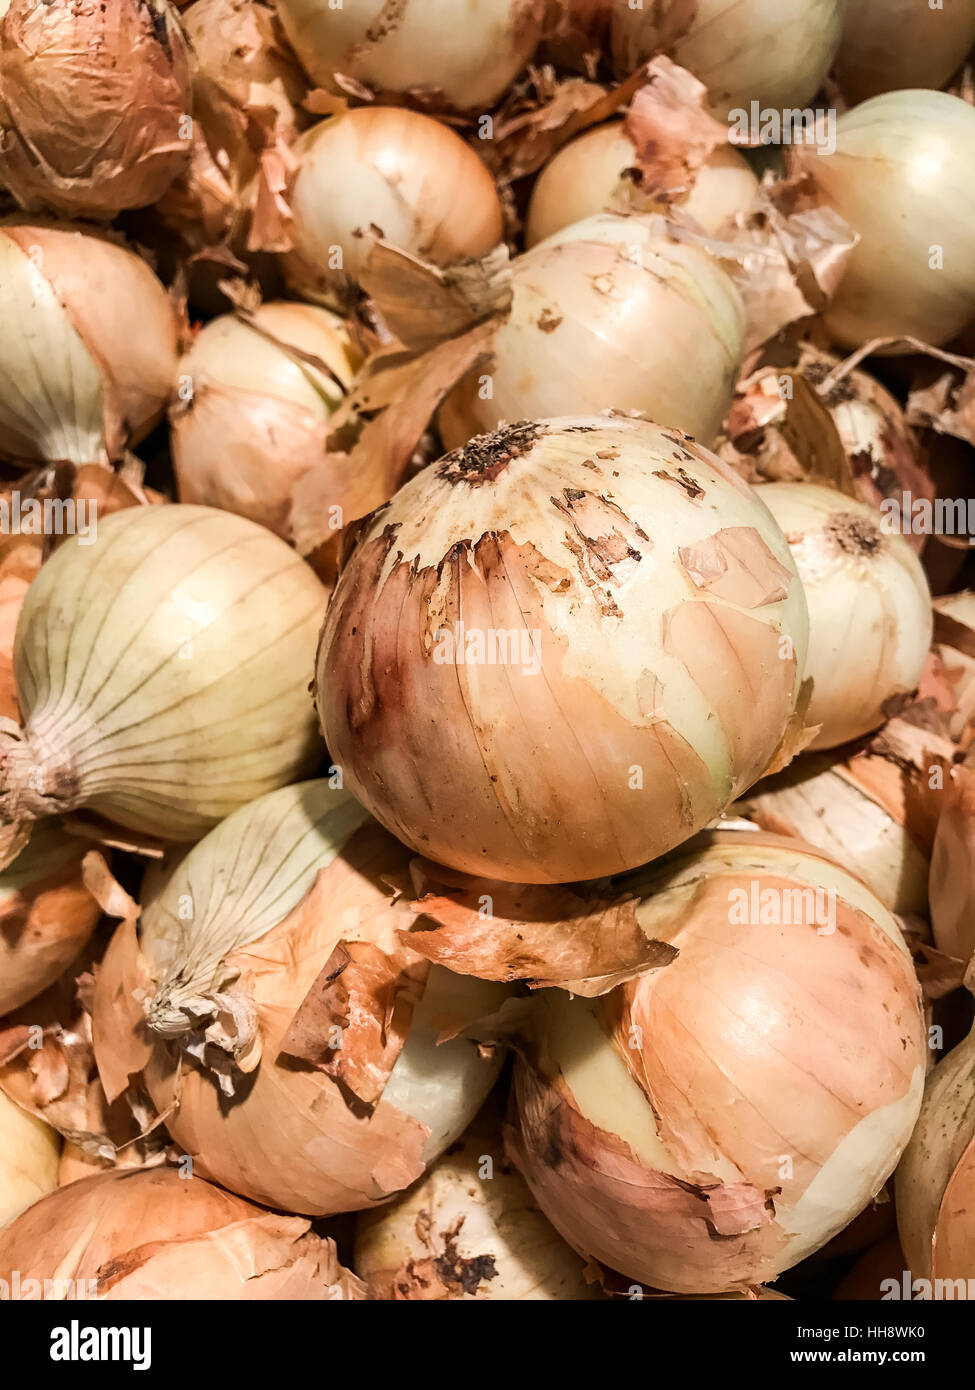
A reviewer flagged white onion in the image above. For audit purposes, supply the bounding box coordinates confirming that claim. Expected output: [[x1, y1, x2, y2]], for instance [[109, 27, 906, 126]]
[[0, 1088, 60, 1231], [836, 0, 975, 105]]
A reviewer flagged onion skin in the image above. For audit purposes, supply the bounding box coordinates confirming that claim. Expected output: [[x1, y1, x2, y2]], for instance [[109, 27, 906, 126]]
[[0, 0, 191, 219], [835, 0, 975, 105], [0, 223, 180, 466], [0, 1088, 59, 1230], [318, 416, 808, 884], [0, 1168, 366, 1298], [756, 482, 932, 751], [509, 831, 926, 1293], [0, 505, 327, 841], [440, 218, 745, 450], [274, 0, 545, 112]]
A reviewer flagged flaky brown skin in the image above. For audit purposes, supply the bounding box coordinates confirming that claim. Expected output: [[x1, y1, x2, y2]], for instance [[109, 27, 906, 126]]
[[0, 854, 101, 1015]]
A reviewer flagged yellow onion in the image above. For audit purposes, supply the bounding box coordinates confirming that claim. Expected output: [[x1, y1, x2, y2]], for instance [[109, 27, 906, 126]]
[[0, 822, 101, 1014], [274, 0, 545, 112], [836, 0, 975, 105], [0, 505, 326, 843], [756, 482, 932, 750], [896, 1025, 975, 1283], [0, 1087, 59, 1230], [285, 107, 504, 300], [0, 222, 180, 467], [0, 1167, 365, 1298], [171, 302, 360, 538], [933, 591, 975, 745], [92, 780, 509, 1215], [794, 91, 975, 351], [525, 122, 759, 247], [354, 1094, 601, 1300], [610, 0, 845, 117], [0, 0, 191, 219], [439, 216, 745, 450], [318, 416, 809, 884], [508, 829, 926, 1293]]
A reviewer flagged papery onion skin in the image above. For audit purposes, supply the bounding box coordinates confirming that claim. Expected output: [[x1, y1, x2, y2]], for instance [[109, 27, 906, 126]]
[[756, 482, 932, 751], [0, 505, 327, 841], [610, 0, 845, 117], [0, 0, 191, 219], [0, 1088, 59, 1230], [274, 0, 545, 112], [0, 1167, 365, 1298], [508, 831, 926, 1293], [439, 217, 745, 450], [525, 123, 759, 247], [317, 416, 808, 884], [795, 91, 975, 351], [0, 823, 101, 1014], [285, 107, 504, 299], [0, 223, 180, 466], [835, 0, 975, 105], [171, 301, 360, 538]]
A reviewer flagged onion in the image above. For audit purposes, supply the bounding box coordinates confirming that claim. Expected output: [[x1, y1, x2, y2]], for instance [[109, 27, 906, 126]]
[[794, 91, 975, 351], [896, 1025, 975, 1283], [0, 505, 327, 843], [0, 823, 101, 1014], [317, 416, 809, 884], [0, 1088, 59, 1230], [610, 0, 845, 117], [835, 0, 975, 105], [354, 1094, 601, 1299], [171, 302, 360, 538], [928, 752, 975, 967], [756, 482, 932, 750], [508, 829, 926, 1293], [285, 108, 504, 301], [0, 223, 180, 467], [0, 1168, 365, 1298], [0, 0, 191, 219], [92, 780, 509, 1215], [439, 216, 745, 450], [933, 591, 975, 745], [274, 0, 545, 112], [524, 121, 759, 247]]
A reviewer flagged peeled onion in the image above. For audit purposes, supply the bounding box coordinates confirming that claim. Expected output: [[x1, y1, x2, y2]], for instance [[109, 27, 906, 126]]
[[0, 223, 180, 467], [835, 0, 975, 105], [439, 216, 745, 450], [274, 0, 545, 111], [0, 505, 326, 843], [509, 829, 926, 1293], [0, 1088, 59, 1230], [756, 482, 932, 750], [171, 301, 360, 538], [318, 416, 808, 884]]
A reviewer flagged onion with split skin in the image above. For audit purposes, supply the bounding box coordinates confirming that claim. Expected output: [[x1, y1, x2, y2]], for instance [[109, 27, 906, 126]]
[[0, 1087, 59, 1230], [508, 829, 926, 1293], [439, 215, 746, 450], [835, 0, 975, 106], [0, 504, 327, 845], [92, 780, 509, 1216], [317, 416, 809, 885], [756, 482, 932, 751]]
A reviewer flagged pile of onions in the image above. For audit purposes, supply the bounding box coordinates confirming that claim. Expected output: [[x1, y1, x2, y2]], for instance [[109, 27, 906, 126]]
[[756, 482, 932, 750], [0, 1168, 365, 1298], [610, 0, 846, 117], [0, 0, 191, 219], [835, 0, 975, 105], [508, 829, 926, 1293], [0, 823, 101, 1014], [0, 223, 180, 467], [92, 780, 509, 1215], [171, 301, 360, 538], [896, 1026, 975, 1284], [439, 216, 745, 450], [0, 504, 326, 843], [274, 0, 545, 111], [354, 1094, 600, 1300], [317, 416, 809, 884], [794, 91, 975, 350], [285, 107, 504, 300], [524, 121, 759, 247], [0, 1089, 59, 1231]]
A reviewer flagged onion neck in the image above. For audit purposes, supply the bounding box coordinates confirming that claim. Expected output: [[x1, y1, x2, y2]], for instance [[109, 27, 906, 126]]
[[0, 722, 81, 822]]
